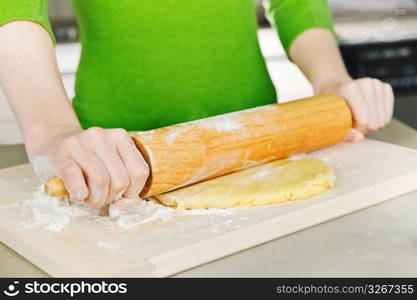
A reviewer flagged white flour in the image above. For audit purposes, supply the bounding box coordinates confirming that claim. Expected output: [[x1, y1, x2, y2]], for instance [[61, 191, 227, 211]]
[[254, 169, 271, 180], [21, 186, 235, 232], [116, 200, 174, 229], [201, 117, 241, 132], [166, 127, 188, 144], [166, 130, 181, 144], [288, 153, 307, 160], [96, 241, 120, 251], [181, 208, 235, 216], [22, 189, 99, 232]]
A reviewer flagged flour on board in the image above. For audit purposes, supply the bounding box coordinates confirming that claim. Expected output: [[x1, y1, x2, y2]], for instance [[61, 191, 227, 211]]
[[20, 186, 236, 232]]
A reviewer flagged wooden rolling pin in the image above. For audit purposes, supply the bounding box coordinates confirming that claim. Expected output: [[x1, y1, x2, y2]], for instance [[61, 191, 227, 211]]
[[44, 94, 352, 198]]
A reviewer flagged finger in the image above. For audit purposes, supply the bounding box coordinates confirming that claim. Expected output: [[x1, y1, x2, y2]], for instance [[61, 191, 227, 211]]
[[114, 131, 150, 198], [87, 133, 130, 205], [98, 149, 129, 205], [372, 79, 385, 128], [108, 197, 142, 218], [357, 78, 378, 131], [67, 138, 110, 208], [384, 83, 395, 125], [55, 158, 89, 203], [341, 81, 370, 132], [344, 128, 365, 143]]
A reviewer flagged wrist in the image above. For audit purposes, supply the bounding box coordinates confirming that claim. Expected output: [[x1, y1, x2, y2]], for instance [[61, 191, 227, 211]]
[[313, 75, 353, 95], [24, 122, 82, 154]]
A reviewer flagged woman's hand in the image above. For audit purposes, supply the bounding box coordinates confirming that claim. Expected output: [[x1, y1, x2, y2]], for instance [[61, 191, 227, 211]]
[[322, 78, 395, 142], [28, 127, 150, 208], [288, 28, 395, 142]]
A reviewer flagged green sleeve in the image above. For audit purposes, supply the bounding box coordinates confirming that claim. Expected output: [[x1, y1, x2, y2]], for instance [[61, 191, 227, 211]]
[[0, 0, 55, 44], [266, 0, 335, 54]]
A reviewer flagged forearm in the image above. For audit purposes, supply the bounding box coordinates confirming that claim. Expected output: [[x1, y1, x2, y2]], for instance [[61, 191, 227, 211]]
[[0, 21, 81, 153], [288, 28, 352, 94]]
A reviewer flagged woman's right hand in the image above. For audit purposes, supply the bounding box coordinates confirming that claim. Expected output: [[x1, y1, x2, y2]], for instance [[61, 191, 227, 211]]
[[28, 127, 150, 208]]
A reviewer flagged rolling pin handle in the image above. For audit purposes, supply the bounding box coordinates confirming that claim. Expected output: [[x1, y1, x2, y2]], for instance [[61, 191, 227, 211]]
[[44, 177, 69, 197]]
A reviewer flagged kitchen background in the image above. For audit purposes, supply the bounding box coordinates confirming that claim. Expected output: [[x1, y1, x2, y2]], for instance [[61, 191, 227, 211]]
[[1, 0, 417, 144]]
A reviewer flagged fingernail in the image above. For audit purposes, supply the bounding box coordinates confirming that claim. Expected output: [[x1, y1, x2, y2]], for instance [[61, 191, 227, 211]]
[[345, 131, 355, 141], [92, 192, 103, 205], [115, 191, 124, 201], [70, 191, 85, 203], [356, 134, 365, 142], [69, 195, 79, 203], [99, 206, 109, 217], [352, 131, 364, 142]]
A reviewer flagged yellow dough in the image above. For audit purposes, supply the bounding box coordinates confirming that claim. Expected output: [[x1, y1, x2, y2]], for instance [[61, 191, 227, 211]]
[[155, 158, 335, 209]]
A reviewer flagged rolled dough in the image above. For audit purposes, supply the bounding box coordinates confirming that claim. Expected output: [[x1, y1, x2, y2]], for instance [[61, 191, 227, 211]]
[[155, 158, 335, 209]]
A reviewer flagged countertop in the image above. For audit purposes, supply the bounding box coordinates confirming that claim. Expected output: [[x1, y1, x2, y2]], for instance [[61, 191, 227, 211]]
[[0, 119, 416, 277]]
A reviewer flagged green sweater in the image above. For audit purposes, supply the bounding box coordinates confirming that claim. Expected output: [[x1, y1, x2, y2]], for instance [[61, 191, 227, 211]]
[[0, 0, 334, 130]]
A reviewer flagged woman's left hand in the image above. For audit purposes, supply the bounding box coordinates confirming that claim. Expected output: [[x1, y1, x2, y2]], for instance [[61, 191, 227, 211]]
[[322, 78, 395, 142]]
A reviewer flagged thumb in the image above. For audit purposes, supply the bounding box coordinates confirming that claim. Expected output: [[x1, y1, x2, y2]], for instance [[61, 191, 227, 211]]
[[343, 128, 365, 143]]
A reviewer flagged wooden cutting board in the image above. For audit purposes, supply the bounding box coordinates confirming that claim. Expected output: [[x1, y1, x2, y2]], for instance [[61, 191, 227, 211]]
[[0, 139, 417, 277]]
